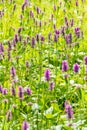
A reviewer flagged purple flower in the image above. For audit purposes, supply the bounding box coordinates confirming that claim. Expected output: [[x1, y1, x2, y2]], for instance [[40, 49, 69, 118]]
[[0, 11, 2, 17], [22, 2, 27, 11], [64, 101, 68, 108], [31, 37, 36, 48], [74, 27, 80, 38], [54, 4, 56, 11], [18, 27, 22, 34], [24, 0, 28, 3], [0, 43, 4, 54], [19, 35, 22, 42], [41, 36, 45, 42], [14, 34, 18, 43], [36, 34, 40, 42], [76, 0, 78, 6], [44, 69, 50, 81], [2, 88, 8, 95], [10, 66, 16, 77], [39, 21, 42, 27], [10, 86, 16, 96], [64, 17, 68, 27], [30, 10, 34, 18], [64, 17, 68, 23], [62, 60, 69, 72], [13, 4, 16, 11], [25, 61, 29, 68], [65, 104, 73, 119], [18, 86, 24, 100], [54, 34, 58, 42], [55, 29, 60, 35], [73, 63, 80, 73], [65, 33, 72, 44], [84, 56, 87, 65], [22, 121, 29, 130], [0, 85, 3, 93], [8, 41, 12, 51], [36, 7, 41, 14], [26, 88, 32, 95], [61, 26, 65, 36], [49, 82, 54, 91]]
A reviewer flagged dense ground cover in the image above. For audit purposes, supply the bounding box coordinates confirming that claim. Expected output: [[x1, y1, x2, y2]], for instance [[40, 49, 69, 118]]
[[0, 0, 87, 129]]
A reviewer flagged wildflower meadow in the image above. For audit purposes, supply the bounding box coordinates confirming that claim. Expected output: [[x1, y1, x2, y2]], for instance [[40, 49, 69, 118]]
[[0, 0, 87, 129]]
